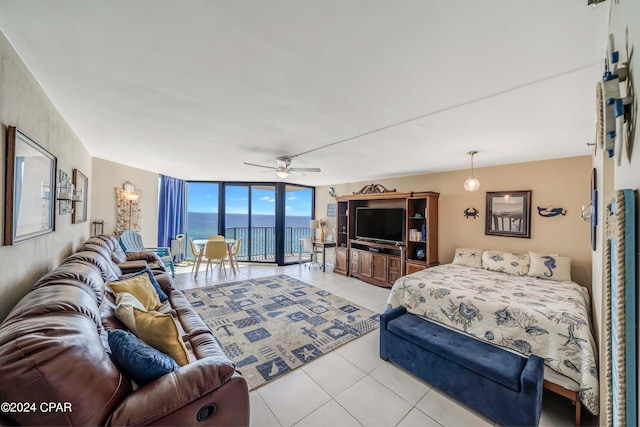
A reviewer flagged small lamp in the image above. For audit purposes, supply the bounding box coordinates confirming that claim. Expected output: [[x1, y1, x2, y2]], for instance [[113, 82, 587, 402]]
[[464, 151, 480, 192], [310, 220, 319, 240], [277, 170, 289, 179]]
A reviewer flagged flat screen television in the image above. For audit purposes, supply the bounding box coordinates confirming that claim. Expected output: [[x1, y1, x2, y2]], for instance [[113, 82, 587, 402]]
[[355, 207, 405, 244]]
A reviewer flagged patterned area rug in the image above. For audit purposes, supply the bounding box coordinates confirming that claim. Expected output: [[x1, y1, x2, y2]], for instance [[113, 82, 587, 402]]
[[184, 274, 379, 390]]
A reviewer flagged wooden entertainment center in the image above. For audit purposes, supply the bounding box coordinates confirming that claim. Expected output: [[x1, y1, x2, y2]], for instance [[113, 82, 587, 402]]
[[333, 190, 439, 287]]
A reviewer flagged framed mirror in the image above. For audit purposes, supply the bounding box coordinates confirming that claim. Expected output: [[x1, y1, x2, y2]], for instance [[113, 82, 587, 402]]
[[72, 169, 88, 224], [485, 190, 532, 238], [4, 126, 57, 245]]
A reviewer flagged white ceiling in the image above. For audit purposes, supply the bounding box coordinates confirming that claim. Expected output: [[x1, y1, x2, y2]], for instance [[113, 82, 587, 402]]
[[0, 1, 609, 186]]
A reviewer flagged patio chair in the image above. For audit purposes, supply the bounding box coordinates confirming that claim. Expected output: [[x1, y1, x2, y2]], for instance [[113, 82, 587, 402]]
[[188, 237, 204, 276], [300, 236, 322, 269], [119, 230, 175, 277], [204, 240, 228, 278]]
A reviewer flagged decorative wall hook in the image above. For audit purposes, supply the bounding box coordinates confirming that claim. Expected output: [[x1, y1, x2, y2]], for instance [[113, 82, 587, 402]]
[[537, 206, 567, 217]]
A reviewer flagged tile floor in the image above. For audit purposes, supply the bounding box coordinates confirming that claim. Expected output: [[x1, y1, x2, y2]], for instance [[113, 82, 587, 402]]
[[173, 262, 586, 427]]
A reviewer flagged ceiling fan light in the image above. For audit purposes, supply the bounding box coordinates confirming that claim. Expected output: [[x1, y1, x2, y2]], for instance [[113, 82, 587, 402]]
[[464, 177, 480, 192], [276, 170, 289, 178]]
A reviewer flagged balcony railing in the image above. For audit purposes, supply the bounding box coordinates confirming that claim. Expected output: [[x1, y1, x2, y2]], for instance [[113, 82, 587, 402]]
[[187, 227, 313, 262]]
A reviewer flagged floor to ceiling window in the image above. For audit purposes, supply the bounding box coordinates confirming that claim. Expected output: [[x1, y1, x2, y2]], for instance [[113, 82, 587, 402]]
[[185, 182, 220, 258], [186, 181, 313, 265]]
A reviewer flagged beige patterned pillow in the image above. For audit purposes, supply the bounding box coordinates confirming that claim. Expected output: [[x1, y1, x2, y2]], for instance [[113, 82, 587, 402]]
[[452, 248, 483, 268], [528, 252, 572, 282], [114, 292, 146, 333], [482, 251, 530, 276]]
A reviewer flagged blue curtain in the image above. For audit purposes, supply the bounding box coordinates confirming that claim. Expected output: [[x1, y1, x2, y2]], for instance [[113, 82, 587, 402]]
[[158, 175, 185, 260]]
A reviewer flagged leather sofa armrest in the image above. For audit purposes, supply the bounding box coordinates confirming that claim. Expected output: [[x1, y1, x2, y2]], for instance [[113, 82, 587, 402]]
[[125, 251, 162, 263], [108, 356, 237, 426], [118, 260, 148, 274]]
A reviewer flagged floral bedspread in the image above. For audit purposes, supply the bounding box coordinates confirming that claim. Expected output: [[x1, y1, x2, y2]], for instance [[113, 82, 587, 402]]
[[386, 263, 599, 415]]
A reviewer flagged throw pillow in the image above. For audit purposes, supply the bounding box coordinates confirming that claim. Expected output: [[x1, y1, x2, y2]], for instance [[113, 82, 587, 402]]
[[452, 248, 483, 268], [114, 292, 146, 333], [121, 268, 168, 302], [107, 273, 162, 310], [482, 251, 530, 276], [133, 307, 190, 366], [108, 329, 180, 386], [528, 252, 572, 282]]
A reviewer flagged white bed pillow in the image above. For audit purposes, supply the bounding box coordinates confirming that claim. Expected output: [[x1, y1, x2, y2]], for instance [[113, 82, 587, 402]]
[[452, 248, 483, 268], [482, 251, 530, 276], [528, 252, 572, 282]]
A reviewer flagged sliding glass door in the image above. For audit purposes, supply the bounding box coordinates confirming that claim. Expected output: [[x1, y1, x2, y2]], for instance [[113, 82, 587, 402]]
[[224, 184, 277, 262], [284, 185, 314, 262]]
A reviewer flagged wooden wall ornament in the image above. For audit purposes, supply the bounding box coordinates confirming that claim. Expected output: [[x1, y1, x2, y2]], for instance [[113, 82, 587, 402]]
[[536, 206, 567, 217], [353, 183, 396, 195]]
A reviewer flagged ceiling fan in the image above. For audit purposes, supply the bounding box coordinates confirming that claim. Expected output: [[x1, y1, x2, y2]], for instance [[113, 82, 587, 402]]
[[243, 156, 321, 178]]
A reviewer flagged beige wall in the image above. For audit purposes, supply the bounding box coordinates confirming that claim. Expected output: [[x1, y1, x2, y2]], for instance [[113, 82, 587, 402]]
[[92, 158, 160, 246], [317, 156, 593, 289], [0, 30, 92, 321]]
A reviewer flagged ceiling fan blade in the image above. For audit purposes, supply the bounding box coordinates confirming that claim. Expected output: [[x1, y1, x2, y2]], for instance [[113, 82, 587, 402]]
[[243, 162, 277, 170], [290, 167, 321, 173]]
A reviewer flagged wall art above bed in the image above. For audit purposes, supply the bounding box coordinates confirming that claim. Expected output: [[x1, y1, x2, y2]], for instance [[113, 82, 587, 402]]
[[485, 190, 531, 238]]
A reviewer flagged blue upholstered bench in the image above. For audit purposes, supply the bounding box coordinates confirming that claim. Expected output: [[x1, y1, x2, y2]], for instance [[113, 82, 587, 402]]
[[380, 307, 544, 427]]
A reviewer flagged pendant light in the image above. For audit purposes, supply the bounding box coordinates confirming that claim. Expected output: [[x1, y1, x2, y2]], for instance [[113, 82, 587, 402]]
[[464, 151, 480, 192]]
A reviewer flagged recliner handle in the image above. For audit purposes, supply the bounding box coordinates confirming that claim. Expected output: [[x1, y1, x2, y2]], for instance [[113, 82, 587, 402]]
[[196, 403, 217, 422]]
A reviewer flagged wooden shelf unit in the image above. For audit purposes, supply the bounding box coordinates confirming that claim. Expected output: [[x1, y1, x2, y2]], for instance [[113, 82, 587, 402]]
[[334, 191, 439, 285]]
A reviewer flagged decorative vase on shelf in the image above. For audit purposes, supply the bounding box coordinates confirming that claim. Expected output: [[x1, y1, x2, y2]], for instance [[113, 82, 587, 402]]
[[416, 248, 426, 260], [421, 224, 426, 242]]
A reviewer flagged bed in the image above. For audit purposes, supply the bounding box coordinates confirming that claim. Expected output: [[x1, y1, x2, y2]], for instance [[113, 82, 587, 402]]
[[385, 249, 599, 422]]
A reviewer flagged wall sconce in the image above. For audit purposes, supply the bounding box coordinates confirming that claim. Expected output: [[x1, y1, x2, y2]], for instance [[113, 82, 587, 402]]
[[464, 151, 480, 192], [122, 181, 142, 230], [56, 170, 75, 215], [581, 202, 594, 223]]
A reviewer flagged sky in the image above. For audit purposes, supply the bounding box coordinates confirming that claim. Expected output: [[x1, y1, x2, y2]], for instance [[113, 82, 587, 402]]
[[187, 182, 312, 216]]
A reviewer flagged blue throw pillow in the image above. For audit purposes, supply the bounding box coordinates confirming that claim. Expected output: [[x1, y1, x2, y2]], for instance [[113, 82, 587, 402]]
[[108, 329, 180, 386], [122, 268, 168, 302]]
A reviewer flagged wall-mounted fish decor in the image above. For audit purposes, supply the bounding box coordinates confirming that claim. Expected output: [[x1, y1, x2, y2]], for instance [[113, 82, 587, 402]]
[[463, 207, 480, 219], [537, 206, 566, 217]]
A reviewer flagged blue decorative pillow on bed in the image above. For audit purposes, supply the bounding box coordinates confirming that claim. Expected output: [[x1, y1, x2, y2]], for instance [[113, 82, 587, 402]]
[[108, 329, 179, 386], [482, 251, 530, 276]]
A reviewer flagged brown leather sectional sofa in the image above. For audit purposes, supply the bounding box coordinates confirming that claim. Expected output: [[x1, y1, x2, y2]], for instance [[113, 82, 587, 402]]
[[0, 235, 249, 426]]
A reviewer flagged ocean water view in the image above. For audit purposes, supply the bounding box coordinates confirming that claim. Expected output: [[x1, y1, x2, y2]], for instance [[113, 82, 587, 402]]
[[187, 212, 313, 260]]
